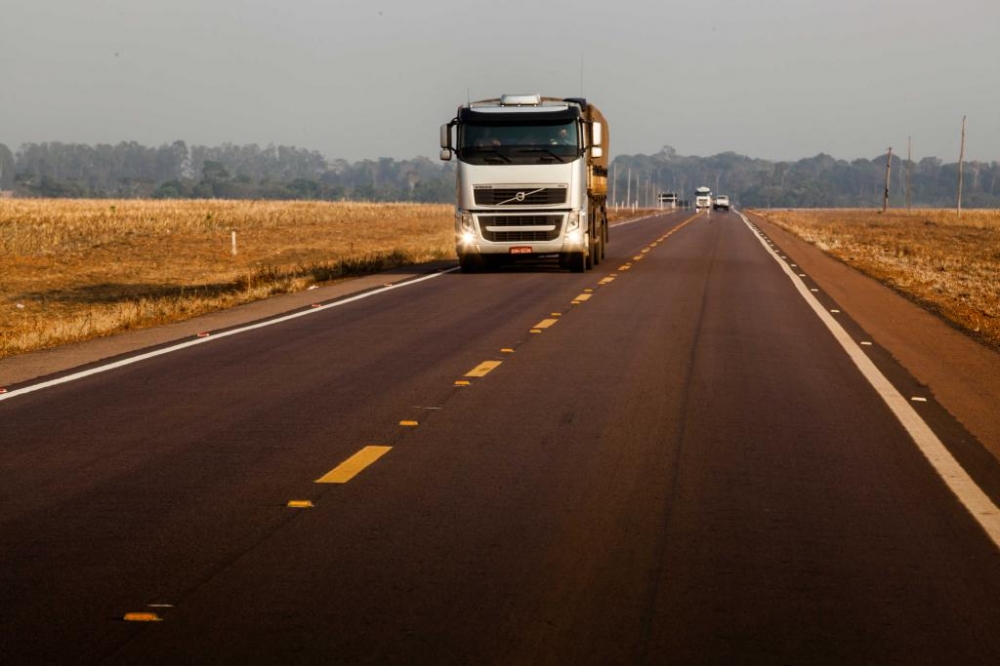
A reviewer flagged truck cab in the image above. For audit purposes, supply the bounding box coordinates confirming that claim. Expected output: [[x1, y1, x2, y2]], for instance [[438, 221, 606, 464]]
[[694, 186, 712, 211], [441, 94, 608, 272]]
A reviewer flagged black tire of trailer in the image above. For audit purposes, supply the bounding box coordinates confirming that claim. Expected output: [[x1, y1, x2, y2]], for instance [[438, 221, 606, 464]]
[[602, 207, 608, 260]]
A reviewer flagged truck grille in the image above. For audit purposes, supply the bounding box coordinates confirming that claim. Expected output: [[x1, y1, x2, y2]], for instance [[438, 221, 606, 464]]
[[474, 187, 567, 206], [479, 215, 562, 242]]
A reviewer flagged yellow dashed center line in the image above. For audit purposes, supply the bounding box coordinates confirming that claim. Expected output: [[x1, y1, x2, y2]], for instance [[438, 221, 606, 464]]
[[316, 445, 392, 484], [123, 612, 163, 622], [308, 215, 704, 493], [466, 360, 502, 377]]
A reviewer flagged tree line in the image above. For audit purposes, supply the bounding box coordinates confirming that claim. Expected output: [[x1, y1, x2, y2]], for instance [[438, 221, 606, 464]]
[[1, 140, 998, 208], [0, 141, 453, 202], [611, 146, 1000, 209]]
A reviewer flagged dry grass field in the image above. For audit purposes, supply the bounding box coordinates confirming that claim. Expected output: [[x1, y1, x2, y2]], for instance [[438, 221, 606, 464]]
[[0, 199, 652, 359], [752, 208, 1000, 350], [0, 199, 457, 358]]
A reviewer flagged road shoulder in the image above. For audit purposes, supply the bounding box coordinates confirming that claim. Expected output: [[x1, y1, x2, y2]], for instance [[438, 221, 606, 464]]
[[0, 264, 451, 388], [751, 212, 1000, 461]]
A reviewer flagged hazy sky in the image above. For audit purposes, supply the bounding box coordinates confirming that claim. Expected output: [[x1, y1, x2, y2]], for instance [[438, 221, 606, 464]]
[[4, 0, 999, 163]]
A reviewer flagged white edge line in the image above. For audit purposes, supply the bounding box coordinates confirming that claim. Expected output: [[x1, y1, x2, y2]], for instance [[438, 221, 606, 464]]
[[0, 268, 458, 403], [739, 212, 1000, 549]]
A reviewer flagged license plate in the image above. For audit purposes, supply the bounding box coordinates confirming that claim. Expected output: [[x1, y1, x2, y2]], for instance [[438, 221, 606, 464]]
[[510, 246, 532, 255]]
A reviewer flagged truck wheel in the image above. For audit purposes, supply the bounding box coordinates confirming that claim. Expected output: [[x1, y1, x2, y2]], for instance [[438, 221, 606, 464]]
[[570, 251, 586, 273], [458, 254, 481, 273]]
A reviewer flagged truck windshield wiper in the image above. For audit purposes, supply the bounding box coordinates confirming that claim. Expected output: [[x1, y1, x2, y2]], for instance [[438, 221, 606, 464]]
[[518, 148, 565, 163], [469, 148, 511, 163]]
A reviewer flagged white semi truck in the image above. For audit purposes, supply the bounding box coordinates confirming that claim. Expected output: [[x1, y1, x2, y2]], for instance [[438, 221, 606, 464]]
[[695, 186, 712, 211], [440, 94, 609, 272]]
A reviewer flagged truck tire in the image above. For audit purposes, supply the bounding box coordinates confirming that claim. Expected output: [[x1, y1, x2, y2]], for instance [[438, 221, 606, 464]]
[[458, 253, 481, 273], [588, 205, 600, 266], [570, 251, 587, 273]]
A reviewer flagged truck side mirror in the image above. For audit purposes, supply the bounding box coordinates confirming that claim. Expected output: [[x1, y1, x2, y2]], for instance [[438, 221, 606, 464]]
[[591, 122, 603, 158], [440, 124, 453, 161]]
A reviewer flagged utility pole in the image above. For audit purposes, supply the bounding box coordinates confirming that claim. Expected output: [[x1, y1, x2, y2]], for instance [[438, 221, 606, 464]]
[[906, 136, 912, 213], [957, 115, 967, 219], [882, 147, 892, 213], [611, 162, 617, 208], [626, 168, 632, 209]]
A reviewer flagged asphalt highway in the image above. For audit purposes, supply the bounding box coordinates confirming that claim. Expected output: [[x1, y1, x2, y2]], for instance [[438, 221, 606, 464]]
[[3, 209, 1000, 664]]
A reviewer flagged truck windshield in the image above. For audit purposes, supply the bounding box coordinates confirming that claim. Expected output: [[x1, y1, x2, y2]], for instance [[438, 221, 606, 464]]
[[458, 121, 580, 164]]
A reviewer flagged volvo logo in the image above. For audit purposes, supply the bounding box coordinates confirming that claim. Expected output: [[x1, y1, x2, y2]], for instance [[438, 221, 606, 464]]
[[515, 191, 526, 202]]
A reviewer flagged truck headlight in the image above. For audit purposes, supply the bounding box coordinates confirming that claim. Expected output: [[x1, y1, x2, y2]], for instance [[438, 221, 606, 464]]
[[565, 210, 585, 245], [566, 210, 581, 232], [460, 211, 474, 232], [455, 212, 476, 244]]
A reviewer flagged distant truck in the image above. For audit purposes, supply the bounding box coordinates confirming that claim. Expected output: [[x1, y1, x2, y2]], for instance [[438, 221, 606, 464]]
[[440, 94, 609, 272], [713, 194, 731, 211], [695, 186, 712, 211]]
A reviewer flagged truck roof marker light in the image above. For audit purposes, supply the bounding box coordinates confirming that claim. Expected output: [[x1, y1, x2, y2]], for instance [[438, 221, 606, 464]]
[[500, 93, 541, 106]]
